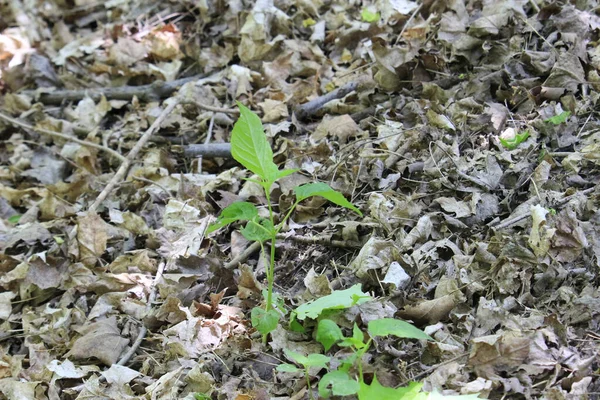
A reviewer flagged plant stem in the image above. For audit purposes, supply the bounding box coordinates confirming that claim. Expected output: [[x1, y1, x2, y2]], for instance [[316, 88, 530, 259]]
[[275, 200, 300, 233], [266, 236, 276, 312], [263, 181, 277, 313], [357, 339, 372, 382], [305, 369, 314, 400]]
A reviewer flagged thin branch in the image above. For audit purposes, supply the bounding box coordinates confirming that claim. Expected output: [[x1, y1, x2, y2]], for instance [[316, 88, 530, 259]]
[[276, 233, 363, 249], [21, 75, 203, 105], [396, 353, 470, 387], [115, 260, 166, 367], [490, 187, 596, 230], [0, 111, 126, 162], [184, 100, 239, 115], [183, 143, 232, 158], [132, 176, 173, 198], [224, 241, 262, 270], [89, 98, 181, 212], [294, 82, 359, 120], [394, 4, 422, 45]]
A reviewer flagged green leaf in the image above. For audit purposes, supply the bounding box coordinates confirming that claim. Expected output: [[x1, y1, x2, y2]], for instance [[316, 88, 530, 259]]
[[193, 393, 211, 400], [316, 319, 344, 351], [500, 130, 529, 150], [368, 318, 432, 340], [284, 350, 329, 369], [294, 182, 362, 216], [251, 307, 279, 335], [545, 111, 571, 125], [231, 102, 280, 182], [339, 323, 366, 348], [289, 312, 306, 333], [276, 363, 300, 373], [294, 284, 372, 320], [318, 370, 360, 398], [7, 214, 21, 224], [304, 353, 331, 368], [274, 168, 299, 180], [361, 8, 380, 22], [284, 350, 308, 365], [207, 202, 258, 233], [358, 375, 423, 400], [240, 218, 274, 242]]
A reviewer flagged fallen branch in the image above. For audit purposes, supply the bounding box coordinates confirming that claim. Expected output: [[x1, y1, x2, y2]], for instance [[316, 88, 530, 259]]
[[69, 260, 166, 394], [490, 186, 596, 230], [224, 241, 262, 270], [0, 111, 126, 162], [276, 233, 363, 249], [294, 82, 359, 120], [182, 99, 239, 115], [116, 260, 166, 366], [89, 98, 180, 212], [22, 75, 202, 105], [182, 143, 232, 158]]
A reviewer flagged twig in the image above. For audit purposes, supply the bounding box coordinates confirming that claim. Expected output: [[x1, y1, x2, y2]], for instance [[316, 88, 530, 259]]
[[115, 260, 166, 367], [276, 233, 363, 249], [69, 260, 167, 393], [196, 114, 215, 174], [185, 100, 239, 115], [394, 4, 422, 45], [131, 176, 173, 198], [183, 143, 232, 158], [224, 241, 262, 270], [490, 187, 596, 230], [0, 111, 126, 162], [294, 82, 359, 120], [21, 75, 202, 105], [89, 98, 180, 212], [396, 353, 470, 387]]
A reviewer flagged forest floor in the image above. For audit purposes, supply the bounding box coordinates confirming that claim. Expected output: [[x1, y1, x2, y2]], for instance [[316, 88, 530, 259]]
[[0, 0, 599, 399]]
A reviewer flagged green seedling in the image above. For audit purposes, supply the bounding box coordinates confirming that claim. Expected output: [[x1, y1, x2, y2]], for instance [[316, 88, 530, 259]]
[[277, 350, 330, 400], [361, 8, 380, 22], [208, 103, 362, 340], [312, 317, 479, 399], [7, 214, 21, 224], [291, 283, 372, 325], [545, 110, 571, 125], [500, 130, 529, 150]]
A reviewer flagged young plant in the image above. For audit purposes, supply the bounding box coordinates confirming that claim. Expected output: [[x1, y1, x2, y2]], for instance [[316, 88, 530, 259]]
[[277, 287, 479, 399], [208, 103, 362, 338], [277, 350, 330, 400], [316, 318, 432, 398]]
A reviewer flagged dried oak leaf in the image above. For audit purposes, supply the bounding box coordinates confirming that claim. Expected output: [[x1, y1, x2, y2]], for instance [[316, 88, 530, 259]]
[[67, 316, 129, 366], [398, 294, 457, 325], [77, 212, 107, 267]]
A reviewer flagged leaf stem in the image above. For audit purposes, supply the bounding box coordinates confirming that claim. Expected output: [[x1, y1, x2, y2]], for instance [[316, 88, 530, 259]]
[[305, 368, 314, 400], [276, 200, 300, 233]]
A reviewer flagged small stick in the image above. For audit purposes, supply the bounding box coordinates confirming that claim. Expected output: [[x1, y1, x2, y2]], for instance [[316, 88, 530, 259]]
[[0, 111, 126, 162], [224, 241, 262, 270], [196, 114, 215, 174], [396, 353, 470, 387], [394, 4, 422, 45], [115, 260, 166, 366], [186, 100, 239, 115], [89, 98, 180, 212], [22, 75, 202, 104], [490, 187, 595, 230], [69, 260, 167, 392], [294, 82, 359, 120], [276, 233, 363, 249], [183, 143, 232, 158]]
